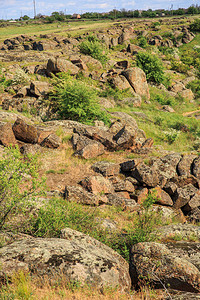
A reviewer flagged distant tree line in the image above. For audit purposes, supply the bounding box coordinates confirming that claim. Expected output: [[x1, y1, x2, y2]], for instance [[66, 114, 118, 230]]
[[7, 5, 200, 23]]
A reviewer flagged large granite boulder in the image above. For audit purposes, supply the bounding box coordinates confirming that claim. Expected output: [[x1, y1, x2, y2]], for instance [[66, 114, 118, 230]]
[[0, 229, 131, 292], [122, 67, 150, 101], [47, 57, 79, 76]]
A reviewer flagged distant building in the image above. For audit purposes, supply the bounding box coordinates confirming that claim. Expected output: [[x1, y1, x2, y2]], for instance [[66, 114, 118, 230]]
[[38, 15, 48, 19], [72, 14, 81, 19], [9, 20, 17, 23]]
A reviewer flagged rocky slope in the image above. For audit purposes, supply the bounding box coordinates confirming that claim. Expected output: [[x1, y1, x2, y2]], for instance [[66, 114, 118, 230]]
[[0, 16, 200, 299]]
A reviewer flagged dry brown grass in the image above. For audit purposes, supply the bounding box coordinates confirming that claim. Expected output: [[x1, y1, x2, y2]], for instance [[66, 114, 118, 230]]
[[38, 139, 139, 191], [1, 272, 167, 300]]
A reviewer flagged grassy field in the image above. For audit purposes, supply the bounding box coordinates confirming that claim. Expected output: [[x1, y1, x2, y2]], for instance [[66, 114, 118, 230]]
[[0, 19, 115, 41]]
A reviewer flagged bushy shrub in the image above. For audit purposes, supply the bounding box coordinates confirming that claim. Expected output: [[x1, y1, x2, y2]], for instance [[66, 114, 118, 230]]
[[0, 75, 12, 92], [136, 52, 165, 84], [187, 79, 200, 98], [170, 60, 190, 74], [138, 37, 148, 48], [190, 19, 200, 32], [0, 147, 44, 230], [79, 38, 107, 65], [51, 73, 110, 125], [154, 94, 175, 106]]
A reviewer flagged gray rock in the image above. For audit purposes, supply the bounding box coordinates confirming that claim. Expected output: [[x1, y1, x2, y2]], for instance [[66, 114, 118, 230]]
[[130, 242, 200, 292], [178, 155, 197, 176], [40, 133, 61, 148], [0, 229, 131, 292], [64, 185, 99, 206], [193, 157, 200, 179], [20, 144, 41, 155], [92, 161, 120, 177], [173, 184, 198, 209], [157, 224, 200, 241], [131, 162, 159, 187], [106, 193, 138, 210]]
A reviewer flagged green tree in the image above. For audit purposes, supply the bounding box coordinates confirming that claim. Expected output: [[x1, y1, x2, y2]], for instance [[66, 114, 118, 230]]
[[0, 147, 45, 230]]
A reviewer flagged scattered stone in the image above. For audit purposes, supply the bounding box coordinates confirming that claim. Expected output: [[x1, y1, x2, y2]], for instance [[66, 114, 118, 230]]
[[80, 175, 114, 195], [193, 157, 200, 179], [120, 159, 142, 173], [189, 207, 200, 223], [47, 57, 79, 76], [0, 123, 17, 147], [40, 133, 61, 148], [173, 184, 198, 209], [109, 176, 135, 193], [164, 181, 178, 197], [177, 155, 197, 176], [20, 144, 41, 155], [170, 175, 200, 189], [106, 193, 137, 210], [131, 163, 159, 187], [182, 190, 200, 212], [64, 185, 99, 206], [180, 89, 194, 101], [161, 105, 175, 113], [113, 126, 137, 150], [151, 186, 173, 206], [12, 117, 38, 144], [157, 224, 200, 241], [133, 187, 148, 204], [29, 81, 50, 98], [92, 161, 120, 177]]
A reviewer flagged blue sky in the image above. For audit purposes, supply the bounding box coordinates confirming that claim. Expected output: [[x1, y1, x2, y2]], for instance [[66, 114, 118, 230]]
[[0, 0, 198, 20]]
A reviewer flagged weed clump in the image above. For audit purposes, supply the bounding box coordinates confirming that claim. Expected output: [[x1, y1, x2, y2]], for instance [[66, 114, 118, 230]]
[[12, 68, 29, 85]]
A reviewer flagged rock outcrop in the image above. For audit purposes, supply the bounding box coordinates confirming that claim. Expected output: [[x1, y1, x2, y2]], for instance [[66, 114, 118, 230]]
[[0, 229, 131, 292]]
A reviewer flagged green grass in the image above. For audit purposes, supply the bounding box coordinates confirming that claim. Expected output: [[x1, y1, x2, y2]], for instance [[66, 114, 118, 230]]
[[108, 84, 200, 152], [180, 32, 200, 52], [0, 19, 114, 41]]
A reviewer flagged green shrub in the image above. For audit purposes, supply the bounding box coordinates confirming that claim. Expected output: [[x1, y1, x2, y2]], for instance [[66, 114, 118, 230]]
[[136, 52, 165, 84], [138, 37, 148, 48], [24, 190, 161, 262], [190, 19, 200, 32], [0, 147, 45, 230], [51, 73, 110, 125], [154, 94, 174, 106], [79, 38, 108, 65], [187, 79, 200, 98], [170, 60, 190, 74]]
